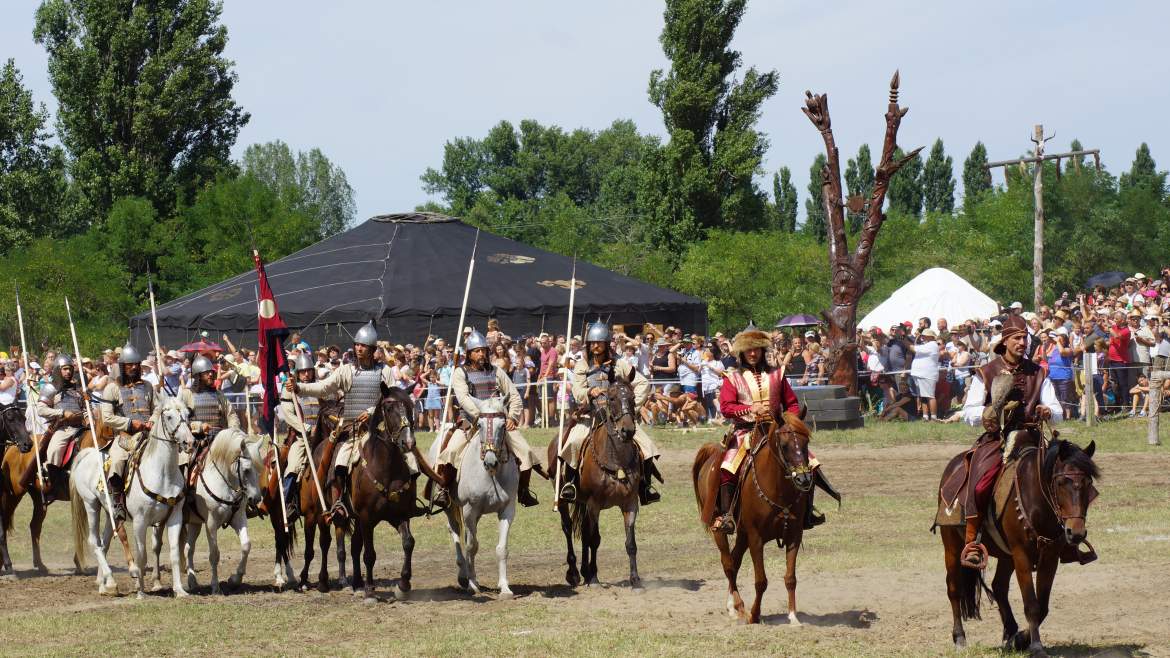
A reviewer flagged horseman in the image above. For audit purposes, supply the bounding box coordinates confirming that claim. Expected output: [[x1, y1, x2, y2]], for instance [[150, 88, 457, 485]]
[[558, 320, 661, 505], [288, 321, 398, 525], [179, 355, 239, 471], [276, 352, 325, 523], [711, 322, 839, 534], [28, 354, 87, 504], [955, 315, 1064, 569], [99, 342, 156, 521], [433, 328, 542, 509]]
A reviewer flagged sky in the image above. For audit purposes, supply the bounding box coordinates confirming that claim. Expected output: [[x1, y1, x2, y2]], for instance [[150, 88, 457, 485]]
[[3, 1, 1169, 225]]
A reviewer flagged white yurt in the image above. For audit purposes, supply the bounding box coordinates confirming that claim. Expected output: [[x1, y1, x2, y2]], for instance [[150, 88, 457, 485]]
[[859, 268, 999, 330]]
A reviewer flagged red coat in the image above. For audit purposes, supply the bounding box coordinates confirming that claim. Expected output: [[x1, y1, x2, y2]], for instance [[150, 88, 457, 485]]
[[719, 368, 800, 427]]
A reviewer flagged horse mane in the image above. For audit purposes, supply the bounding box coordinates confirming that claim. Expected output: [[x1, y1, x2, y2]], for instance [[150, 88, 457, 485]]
[[207, 429, 244, 470], [1043, 439, 1100, 480], [781, 411, 810, 437]]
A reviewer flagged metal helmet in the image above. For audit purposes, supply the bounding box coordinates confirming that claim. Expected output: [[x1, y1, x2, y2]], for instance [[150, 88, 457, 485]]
[[54, 354, 74, 370], [585, 320, 611, 344], [38, 382, 57, 399], [353, 321, 379, 347], [463, 328, 488, 353], [119, 342, 143, 364], [293, 353, 314, 372], [190, 355, 215, 376]]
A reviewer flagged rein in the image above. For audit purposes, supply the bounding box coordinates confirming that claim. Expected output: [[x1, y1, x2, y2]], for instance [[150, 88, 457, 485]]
[[357, 397, 413, 502], [588, 388, 636, 481], [1012, 444, 1087, 548], [131, 408, 187, 510]]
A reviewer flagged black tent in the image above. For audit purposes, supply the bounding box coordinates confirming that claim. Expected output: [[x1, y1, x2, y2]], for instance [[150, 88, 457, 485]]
[[131, 212, 707, 347]]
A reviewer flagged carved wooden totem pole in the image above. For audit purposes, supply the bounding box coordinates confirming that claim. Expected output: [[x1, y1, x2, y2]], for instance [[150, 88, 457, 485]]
[[802, 71, 921, 395]]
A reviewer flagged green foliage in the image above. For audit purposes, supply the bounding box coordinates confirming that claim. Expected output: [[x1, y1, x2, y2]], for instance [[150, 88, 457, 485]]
[[675, 230, 829, 333], [1119, 143, 1167, 200], [242, 140, 356, 238], [771, 166, 798, 232], [803, 154, 828, 242], [962, 141, 992, 206], [844, 144, 874, 231], [1066, 139, 1085, 173], [34, 0, 249, 221], [887, 148, 924, 217], [921, 139, 955, 214], [647, 0, 777, 233], [0, 59, 70, 246]]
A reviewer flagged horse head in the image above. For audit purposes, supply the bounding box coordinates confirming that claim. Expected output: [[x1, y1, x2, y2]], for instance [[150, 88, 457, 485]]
[[770, 412, 814, 492], [0, 402, 31, 452], [600, 380, 636, 442], [208, 428, 263, 508], [1044, 439, 1100, 546], [474, 397, 508, 473], [373, 385, 415, 454], [154, 395, 195, 452]]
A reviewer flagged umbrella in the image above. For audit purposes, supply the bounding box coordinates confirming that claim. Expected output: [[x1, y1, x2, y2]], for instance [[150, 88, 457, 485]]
[[179, 340, 223, 354], [1084, 271, 1128, 290], [775, 313, 821, 328]]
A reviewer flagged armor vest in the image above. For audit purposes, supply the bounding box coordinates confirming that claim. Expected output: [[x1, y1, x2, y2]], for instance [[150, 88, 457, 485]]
[[586, 361, 616, 390], [298, 395, 320, 433], [57, 388, 83, 414], [465, 366, 499, 400], [344, 365, 382, 421], [120, 381, 153, 423], [192, 390, 223, 432]]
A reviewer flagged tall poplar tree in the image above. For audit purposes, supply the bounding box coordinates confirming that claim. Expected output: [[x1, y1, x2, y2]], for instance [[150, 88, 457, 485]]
[[922, 138, 956, 214], [772, 166, 798, 233], [804, 153, 827, 241], [962, 141, 992, 205]]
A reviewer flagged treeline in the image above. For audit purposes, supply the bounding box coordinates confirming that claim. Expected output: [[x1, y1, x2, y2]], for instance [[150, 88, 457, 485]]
[[0, 0, 354, 348]]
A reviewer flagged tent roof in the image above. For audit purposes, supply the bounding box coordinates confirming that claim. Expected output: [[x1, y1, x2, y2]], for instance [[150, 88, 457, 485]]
[[132, 212, 706, 341], [858, 268, 999, 330]]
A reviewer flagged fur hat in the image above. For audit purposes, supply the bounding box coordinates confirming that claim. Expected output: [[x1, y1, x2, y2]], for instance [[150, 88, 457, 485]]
[[731, 321, 771, 355]]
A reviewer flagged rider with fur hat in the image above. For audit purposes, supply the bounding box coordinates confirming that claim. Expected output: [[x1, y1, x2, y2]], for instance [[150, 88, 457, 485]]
[[29, 354, 87, 504], [99, 342, 156, 521]]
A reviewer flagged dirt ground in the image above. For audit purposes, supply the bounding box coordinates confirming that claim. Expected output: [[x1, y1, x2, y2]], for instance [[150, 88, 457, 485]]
[[0, 424, 1166, 657]]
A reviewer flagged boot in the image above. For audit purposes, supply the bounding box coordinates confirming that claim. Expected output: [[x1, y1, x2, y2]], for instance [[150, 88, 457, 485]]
[[324, 467, 350, 528], [42, 465, 61, 505], [961, 513, 988, 570], [639, 459, 661, 505], [282, 473, 301, 524], [803, 487, 825, 529], [712, 482, 736, 534], [558, 465, 579, 503], [517, 468, 539, 507], [108, 473, 127, 523], [813, 466, 842, 506], [431, 464, 456, 510]]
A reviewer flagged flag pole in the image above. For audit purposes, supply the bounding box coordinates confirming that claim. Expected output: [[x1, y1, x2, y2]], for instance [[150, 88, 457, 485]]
[[271, 423, 289, 533], [552, 258, 578, 511], [65, 297, 118, 527], [14, 284, 44, 489], [439, 229, 480, 429]]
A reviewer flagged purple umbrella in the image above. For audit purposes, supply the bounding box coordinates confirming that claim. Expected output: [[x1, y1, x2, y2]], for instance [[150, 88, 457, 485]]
[[775, 313, 821, 328]]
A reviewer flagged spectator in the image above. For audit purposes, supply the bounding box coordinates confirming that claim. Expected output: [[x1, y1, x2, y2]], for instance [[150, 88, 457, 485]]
[[783, 334, 807, 386], [1046, 328, 1075, 419], [800, 342, 826, 386], [0, 364, 15, 405], [699, 347, 724, 423], [909, 327, 941, 421], [1107, 310, 1132, 412]]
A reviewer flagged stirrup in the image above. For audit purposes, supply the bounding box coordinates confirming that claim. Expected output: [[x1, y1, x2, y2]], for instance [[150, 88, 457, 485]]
[[517, 487, 539, 508], [961, 541, 989, 570], [804, 506, 826, 529], [558, 482, 577, 503], [431, 487, 451, 511], [712, 514, 736, 535], [639, 484, 661, 505], [112, 496, 127, 523]]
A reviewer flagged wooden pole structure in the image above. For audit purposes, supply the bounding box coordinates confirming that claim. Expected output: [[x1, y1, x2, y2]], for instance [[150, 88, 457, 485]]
[[552, 258, 578, 511], [1146, 369, 1168, 446]]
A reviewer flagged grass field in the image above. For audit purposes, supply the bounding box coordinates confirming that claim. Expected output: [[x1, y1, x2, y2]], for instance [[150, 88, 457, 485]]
[[0, 418, 1166, 657]]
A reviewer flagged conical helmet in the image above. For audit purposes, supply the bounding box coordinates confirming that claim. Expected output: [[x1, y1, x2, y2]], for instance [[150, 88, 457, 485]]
[[353, 321, 379, 347], [464, 328, 488, 352], [119, 342, 143, 364], [293, 353, 314, 372], [54, 353, 74, 370], [585, 319, 611, 344], [190, 355, 215, 375]]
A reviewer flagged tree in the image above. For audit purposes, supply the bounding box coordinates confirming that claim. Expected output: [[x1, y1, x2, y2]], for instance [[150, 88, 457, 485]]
[[844, 144, 875, 231], [243, 140, 356, 238], [771, 167, 798, 232], [962, 141, 992, 205], [0, 59, 70, 246], [648, 0, 778, 233], [1119, 143, 1167, 200], [34, 0, 250, 221], [887, 147, 924, 217], [1066, 138, 1085, 173], [803, 154, 827, 241], [922, 138, 956, 214]]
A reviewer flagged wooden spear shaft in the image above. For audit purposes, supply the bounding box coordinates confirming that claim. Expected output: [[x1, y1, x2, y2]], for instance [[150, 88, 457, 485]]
[[439, 229, 481, 428], [14, 285, 44, 489], [552, 258, 578, 511], [65, 297, 118, 527]]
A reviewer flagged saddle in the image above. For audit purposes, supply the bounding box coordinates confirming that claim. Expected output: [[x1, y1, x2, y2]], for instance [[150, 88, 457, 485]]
[[186, 436, 213, 489]]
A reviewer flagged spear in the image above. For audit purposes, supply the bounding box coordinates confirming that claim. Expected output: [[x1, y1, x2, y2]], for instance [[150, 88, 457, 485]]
[[270, 423, 289, 533], [553, 258, 578, 511], [439, 229, 481, 429], [147, 277, 170, 396], [14, 284, 44, 489], [65, 297, 118, 527]]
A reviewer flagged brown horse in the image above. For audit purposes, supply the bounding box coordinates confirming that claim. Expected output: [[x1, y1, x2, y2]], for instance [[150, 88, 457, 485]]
[[938, 438, 1100, 656], [550, 379, 643, 588], [692, 413, 814, 624], [347, 386, 421, 601]]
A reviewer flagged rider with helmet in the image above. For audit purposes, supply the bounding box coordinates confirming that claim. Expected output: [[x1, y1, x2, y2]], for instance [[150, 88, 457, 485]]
[[276, 352, 327, 523], [99, 342, 156, 521], [29, 354, 87, 504], [433, 327, 543, 509], [558, 320, 661, 505], [178, 354, 239, 471]]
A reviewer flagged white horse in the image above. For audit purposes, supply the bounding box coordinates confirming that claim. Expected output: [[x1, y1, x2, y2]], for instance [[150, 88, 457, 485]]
[[184, 428, 263, 595], [69, 396, 193, 596], [430, 397, 518, 598]]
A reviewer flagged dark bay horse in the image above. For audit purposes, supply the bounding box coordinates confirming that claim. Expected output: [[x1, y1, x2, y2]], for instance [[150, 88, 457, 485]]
[[692, 413, 814, 624], [551, 379, 643, 589], [938, 438, 1099, 656], [347, 386, 420, 601]]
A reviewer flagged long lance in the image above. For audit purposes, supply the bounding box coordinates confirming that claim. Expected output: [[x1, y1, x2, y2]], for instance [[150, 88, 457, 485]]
[[271, 423, 289, 533], [290, 394, 328, 513], [65, 297, 117, 527], [14, 285, 45, 489], [439, 228, 481, 429], [552, 258, 578, 511], [147, 278, 170, 396]]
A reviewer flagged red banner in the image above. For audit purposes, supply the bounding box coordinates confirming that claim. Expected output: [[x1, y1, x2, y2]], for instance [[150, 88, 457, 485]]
[[254, 250, 289, 426]]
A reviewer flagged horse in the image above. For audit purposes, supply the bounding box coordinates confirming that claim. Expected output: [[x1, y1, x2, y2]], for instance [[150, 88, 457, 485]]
[[347, 386, 419, 601], [551, 379, 643, 589], [433, 396, 519, 598], [0, 401, 39, 577], [938, 438, 1100, 656], [70, 395, 192, 596], [692, 413, 814, 624], [183, 428, 263, 594]]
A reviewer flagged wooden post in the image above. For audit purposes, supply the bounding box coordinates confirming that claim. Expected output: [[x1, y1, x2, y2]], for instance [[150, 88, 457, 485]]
[[1031, 124, 1047, 312], [1083, 351, 1096, 427], [1147, 369, 1168, 446]]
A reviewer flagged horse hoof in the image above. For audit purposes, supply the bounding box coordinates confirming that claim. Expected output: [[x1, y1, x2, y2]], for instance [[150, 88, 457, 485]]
[[174, 589, 189, 598], [136, 591, 145, 601], [565, 571, 580, 587], [36, 565, 49, 576], [393, 584, 409, 600], [363, 596, 377, 605], [954, 635, 967, 650], [0, 573, 17, 582], [457, 576, 469, 590], [787, 612, 801, 626], [1028, 644, 1048, 658], [1013, 631, 1031, 652], [499, 589, 514, 601], [211, 586, 222, 596], [151, 582, 165, 593]]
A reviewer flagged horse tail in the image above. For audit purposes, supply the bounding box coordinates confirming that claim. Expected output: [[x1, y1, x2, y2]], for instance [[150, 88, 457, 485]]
[[70, 472, 89, 571], [956, 562, 985, 620], [0, 460, 13, 533], [569, 501, 584, 539], [693, 442, 721, 528]]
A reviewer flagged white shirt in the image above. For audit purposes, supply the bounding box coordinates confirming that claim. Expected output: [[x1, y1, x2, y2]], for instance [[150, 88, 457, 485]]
[[678, 349, 701, 386], [960, 372, 1065, 426], [700, 359, 725, 391], [910, 341, 941, 380]]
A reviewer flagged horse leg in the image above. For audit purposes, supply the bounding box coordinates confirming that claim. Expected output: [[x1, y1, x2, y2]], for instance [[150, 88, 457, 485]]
[[559, 504, 579, 586], [584, 506, 602, 586], [185, 521, 200, 592], [496, 503, 515, 600], [132, 519, 148, 599], [349, 522, 363, 595], [335, 525, 349, 589], [206, 522, 222, 595], [29, 498, 48, 574], [463, 506, 482, 595], [1030, 556, 1060, 653], [150, 522, 165, 592], [943, 528, 969, 648], [1011, 548, 1047, 657], [743, 536, 767, 625], [116, 522, 136, 578], [623, 505, 641, 590], [446, 508, 469, 590], [723, 532, 749, 622], [395, 520, 414, 598], [167, 507, 188, 597], [229, 512, 251, 589], [783, 541, 800, 626], [992, 557, 1025, 651], [96, 508, 117, 592], [361, 525, 377, 602], [317, 521, 333, 594]]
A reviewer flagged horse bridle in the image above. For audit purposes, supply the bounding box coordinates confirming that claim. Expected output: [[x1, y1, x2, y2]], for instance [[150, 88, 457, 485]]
[[758, 420, 813, 493], [376, 397, 411, 447], [478, 410, 508, 462], [0, 403, 29, 448], [204, 437, 248, 509], [1037, 451, 1093, 536], [594, 385, 635, 443]]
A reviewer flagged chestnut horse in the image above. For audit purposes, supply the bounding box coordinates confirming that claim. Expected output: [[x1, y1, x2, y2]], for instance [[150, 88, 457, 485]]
[[692, 413, 814, 624], [938, 438, 1100, 656], [550, 379, 643, 588]]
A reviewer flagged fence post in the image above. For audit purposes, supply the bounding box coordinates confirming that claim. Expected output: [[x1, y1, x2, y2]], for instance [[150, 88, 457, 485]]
[[1083, 352, 1095, 427], [1147, 369, 1168, 446]]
